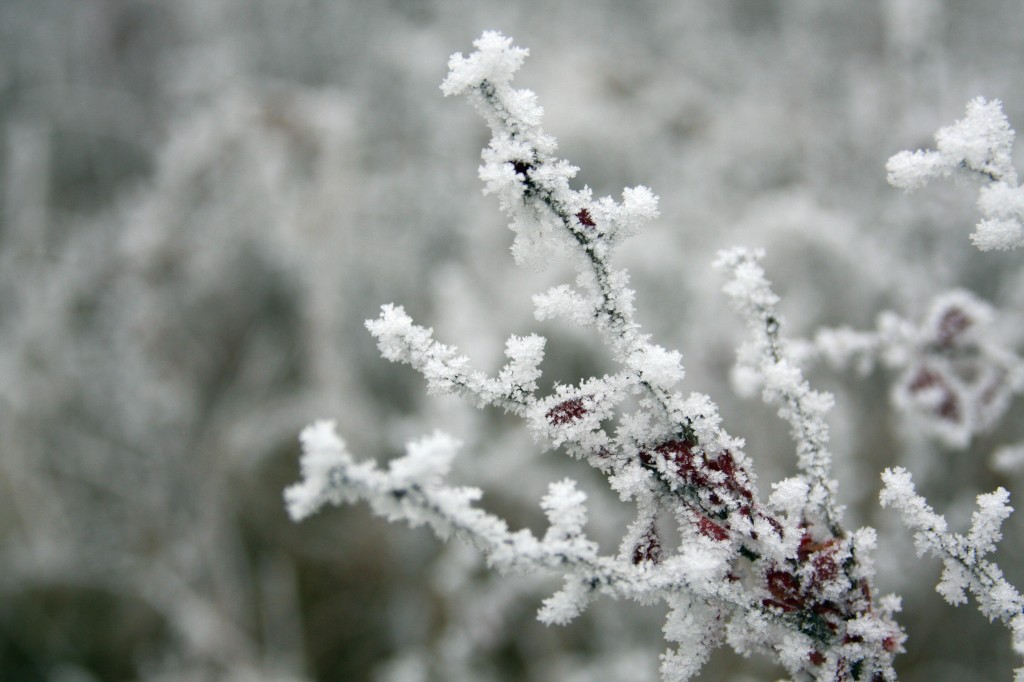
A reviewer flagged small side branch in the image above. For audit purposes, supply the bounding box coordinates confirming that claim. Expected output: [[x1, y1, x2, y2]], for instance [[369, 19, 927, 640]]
[[716, 247, 842, 533]]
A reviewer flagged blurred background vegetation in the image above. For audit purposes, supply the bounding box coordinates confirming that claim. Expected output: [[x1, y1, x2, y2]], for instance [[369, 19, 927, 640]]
[[2, 1, 1023, 680]]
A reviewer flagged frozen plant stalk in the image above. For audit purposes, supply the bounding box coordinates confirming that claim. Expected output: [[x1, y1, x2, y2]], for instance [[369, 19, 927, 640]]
[[286, 32, 903, 681], [880, 468, 1024, 681]]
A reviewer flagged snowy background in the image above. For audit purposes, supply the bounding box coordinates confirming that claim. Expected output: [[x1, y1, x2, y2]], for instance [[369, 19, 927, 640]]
[[2, 1, 1024, 680]]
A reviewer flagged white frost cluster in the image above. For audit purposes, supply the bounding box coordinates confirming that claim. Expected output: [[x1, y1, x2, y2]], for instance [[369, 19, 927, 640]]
[[284, 420, 353, 521], [992, 443, 1024, 475], [440, 31, 530, 98], [628, 345, 686, 391], [887, 97, 1024, 250]]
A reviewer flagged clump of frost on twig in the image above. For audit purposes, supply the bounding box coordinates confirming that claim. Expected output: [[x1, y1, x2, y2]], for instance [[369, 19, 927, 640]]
[[887, 97, 1024, 251]]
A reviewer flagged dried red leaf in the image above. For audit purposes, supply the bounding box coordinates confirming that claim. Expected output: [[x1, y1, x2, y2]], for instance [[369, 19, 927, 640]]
[[697, 516, 730, 542], [936, 306, 972, 346], [632, 524, 663, 565], [546, 398, 587, 425]]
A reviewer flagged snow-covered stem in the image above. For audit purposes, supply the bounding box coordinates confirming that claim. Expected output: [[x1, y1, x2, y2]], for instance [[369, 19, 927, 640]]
[[715, 247, 842, 534], [880, 467, 1024, 679], [364, 303, 540, 417]]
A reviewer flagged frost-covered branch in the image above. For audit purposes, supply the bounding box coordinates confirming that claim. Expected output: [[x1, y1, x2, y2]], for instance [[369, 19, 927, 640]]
[[365, 303, 543, 416], [287, 31, 905, 682], [716, 247, 841, 534], [286, 422, 751, 603], [880, 467, 1024, 680], [287, 422, 602, 580], [887, 97, 1024, 251]]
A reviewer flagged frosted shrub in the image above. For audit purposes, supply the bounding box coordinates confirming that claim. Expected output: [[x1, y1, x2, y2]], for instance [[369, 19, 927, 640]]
[[286, 32, 1024, 681], [813, 98, 1024, 453], [813, 288, 1022, 448]]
